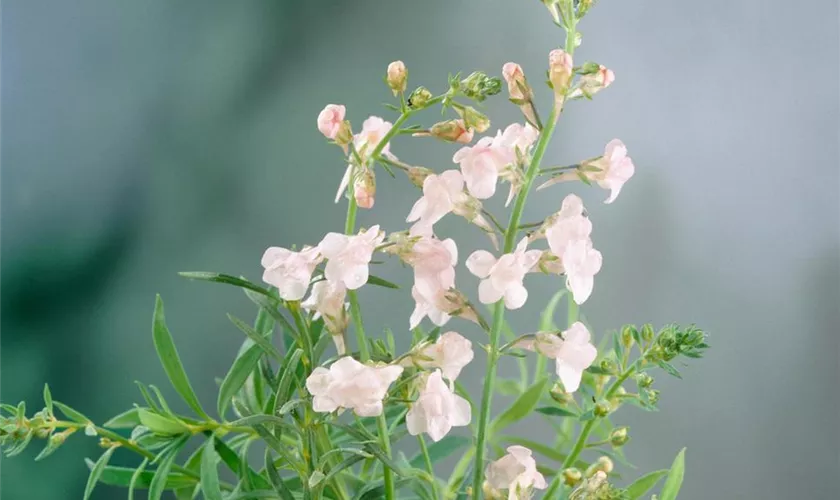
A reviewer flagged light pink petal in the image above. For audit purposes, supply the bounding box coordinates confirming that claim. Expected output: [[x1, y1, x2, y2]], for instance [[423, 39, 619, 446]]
[[464, 167, 498, 199], [451, 395, 472, 427], [335, 165, 353, 203], [312, 395, 339, 413], [556, 360, 583, 393], [318, 233, 348, 258], [343, 263, 369, 290], [441, 238, 459, 265], [466, 250, 497, 279], [405, 406, 426, 436], [261, 247, 289, 268], [440, 169, 465, 192], [276, 278, 308, 301], [504, 282, 528, 310], [305, 367, 332, 396], [406, 197, 427, 223], [426, 417, 451, 443], [354, 402, 383, 417], [330, 357, 363, 378], [568, 274, 594, 305], [478, 279, 504, 304]]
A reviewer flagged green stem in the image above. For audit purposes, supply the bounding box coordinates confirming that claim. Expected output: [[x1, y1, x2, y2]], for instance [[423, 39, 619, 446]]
[[418, 435, 440, 500], [471, 107, 560, 498], [377, 414, 396, 499]]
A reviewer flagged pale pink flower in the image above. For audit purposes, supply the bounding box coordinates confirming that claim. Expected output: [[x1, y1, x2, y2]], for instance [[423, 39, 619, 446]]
[[466, 238, 542, 309], [261, 246, 322, 301], [545, 194, 592, 257], [554, 322, 597, 392], [318, 226, 384, 290], [302, 280, 348, 352], [317, 104, 346, 140], [502, 62, 531, 102], [453, 136, 509, 199], [406, 170, 466, 236], [590, 139, 635, 204], [485, 445, 547, 499], [406, 370, 471, 442], [563, 238, 602, 304], [353, 168, 376, 209], [410, 285, 453, 329], [405, 236, 459, 329], [493, 122, 539, 158], [354, 116, 394, 158], [405, 331, 474, 382], [306, 357, 403, 416]]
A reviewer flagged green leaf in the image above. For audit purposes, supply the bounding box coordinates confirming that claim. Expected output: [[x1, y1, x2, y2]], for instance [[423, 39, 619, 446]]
[[228, 314, 284, 361], [152, 295, 209, 419], [43, 384, 53, 415], [540, 290, 566, 330], [200, 438, 223, 500], [138, 409, 190, 435], [367, 275, 400, 289], [149, 436, 189, 500], [135, 382, 162, 413], [83, 446, 117, 500], [659, 448, 686, 500], [214, 436, 274, 490], [104, 408, 142, 429], [228, 414, 298, 435], [34, 438, 62, 461], [320, 455, 366, 489], [535, 406, 578, 418], [218, 344, 264, 417], [128, 458, 149, 500], [53, 401, 90, 424], [268, 348, 303, 415], [490, 377, 548, 434], [265, 449, 296, 500], [409, 435, 470, 468], [657, 360, 683, 379], [178, 272, 272, 296]]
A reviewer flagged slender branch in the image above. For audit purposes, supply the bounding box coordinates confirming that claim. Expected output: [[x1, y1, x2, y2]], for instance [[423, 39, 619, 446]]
[[418, 435, 440, 500]]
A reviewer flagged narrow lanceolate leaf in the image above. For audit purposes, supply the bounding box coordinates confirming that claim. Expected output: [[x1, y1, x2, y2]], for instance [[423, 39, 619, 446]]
[[128, 458, 149, 500], [265, 449, 296, 500], [366, 274, 400, 289], [200, 437, 223, 500], [626, 469, 669, 499], [217, 344, 264, 417], [178, 272, 272, 297], [490, 378, 548, 434], [43, 384, 53, 415], [138, 409, 190, 435], [268, 348, 303, 414], [539, 290, 566, 330], [104, 407, 143, 429], [657, 360, 683, 379], [535, 406, 578, 418], [659, 448, 686, 500], [409, 435, 470, 468], [84, 461, 197, 490], [54, 401, 90, 424], [149, 436, 189, 500], [228, 314, 284, 361], [83, 446, 118, 500], [152, 295, 210, 419]]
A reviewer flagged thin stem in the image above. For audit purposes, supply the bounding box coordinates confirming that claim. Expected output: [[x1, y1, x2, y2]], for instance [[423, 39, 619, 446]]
[[471, 103, 560, 498], [418, 435, 440, 500], [377, 415, 396, 499]]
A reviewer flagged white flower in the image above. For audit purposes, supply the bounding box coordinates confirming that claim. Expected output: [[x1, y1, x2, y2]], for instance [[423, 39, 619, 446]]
[[493, 123, 539, 160], [485, 445, 547, 500], [406, 370, 471, 442], [306, 357, 403, 417], [590, 139, 635, 204], [545, 194, 592, 258], [401, 236, 459, 329], [405, 331, 474, 382], [260, 246, 322, 301], [518, 322, 597, 393], [563, 239, 602, 305], [301, 280, 348, 352], [406, 170, 467, 236], [318, 226, 384, 290], [452, 136, 509, 199], [554, 322, 598, 393], [466, 238, 541, 309], [409, 285, 452, 330]]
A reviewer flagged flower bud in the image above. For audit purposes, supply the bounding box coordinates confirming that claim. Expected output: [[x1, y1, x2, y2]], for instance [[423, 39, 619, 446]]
[[537, 250, 564, 275], [573, 64, 615, 99], [317, 104, 347, 140], [645, 388, 660, 405], [548, 49, 574, 101], [386, 60, 407, 95], [407, 166, 434, 188], [594, 400, 611, 417], [459, 71, 502, 102], [641, 323, 655, 342], [334, 121, 353, 149], [353, 169, 376, 209], [608, 386, 626, 410], [621, 325, 636, 349], [428, 119, 474, 144], [635, 373, 654, 388], [455, 106, 490, 133], [502, 62, 533, 102], [610, 427, 629, 447], [550, 382, 574, 404], [599, 358, 618, 375], [408, 86, 433, 109], [586, 456, 614, 477], [562, 467, 583, 486]]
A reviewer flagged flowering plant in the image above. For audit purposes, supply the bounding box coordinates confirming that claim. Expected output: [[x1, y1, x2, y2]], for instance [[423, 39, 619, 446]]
[[1, 1, 708, 499]]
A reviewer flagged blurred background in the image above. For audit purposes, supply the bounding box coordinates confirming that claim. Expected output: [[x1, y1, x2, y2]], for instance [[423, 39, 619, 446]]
[[2, 0, 838, 498]]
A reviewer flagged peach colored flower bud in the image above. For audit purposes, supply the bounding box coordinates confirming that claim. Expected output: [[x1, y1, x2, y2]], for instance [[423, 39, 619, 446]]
[[502, 62, 533, 102], [386, 60, 407, 95], [572, 64, 615, 99], [353, 169, 376, 209], [317, 104, 346, 140], [407, 166, 435, 188], [429, 119, 474, 144], [334, 120, 353, 149], [548, 49, 574, 104]]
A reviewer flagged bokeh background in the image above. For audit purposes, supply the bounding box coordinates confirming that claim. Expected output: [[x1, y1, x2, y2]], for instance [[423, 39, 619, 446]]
[[2, 0, 839, 498]]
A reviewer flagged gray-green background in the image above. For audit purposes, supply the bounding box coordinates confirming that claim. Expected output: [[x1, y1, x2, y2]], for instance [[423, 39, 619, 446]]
[[2, 1, 838, 498]]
